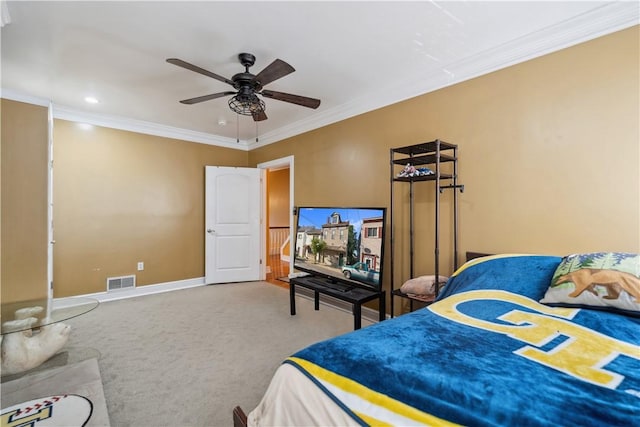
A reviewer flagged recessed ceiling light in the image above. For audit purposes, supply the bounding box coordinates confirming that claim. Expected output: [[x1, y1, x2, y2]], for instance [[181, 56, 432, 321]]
[[84, 96, 99, 104]]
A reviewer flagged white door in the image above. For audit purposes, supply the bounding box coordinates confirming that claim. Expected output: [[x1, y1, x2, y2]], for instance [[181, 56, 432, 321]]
[[205, 166, 261, 284]]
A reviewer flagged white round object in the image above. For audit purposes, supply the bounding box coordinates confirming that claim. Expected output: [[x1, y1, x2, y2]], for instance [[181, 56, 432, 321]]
[[1, 394, 93, 426]]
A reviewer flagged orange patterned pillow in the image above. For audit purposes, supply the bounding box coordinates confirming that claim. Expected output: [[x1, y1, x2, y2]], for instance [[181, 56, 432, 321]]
[[540, 252, 640, 315]]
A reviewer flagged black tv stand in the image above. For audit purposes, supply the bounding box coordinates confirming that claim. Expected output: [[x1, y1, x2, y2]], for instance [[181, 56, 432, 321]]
[[307, 278, 354, 293], [289, 275, 386, 330]]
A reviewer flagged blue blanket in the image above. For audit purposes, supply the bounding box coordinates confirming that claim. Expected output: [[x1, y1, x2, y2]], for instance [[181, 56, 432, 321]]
[[287, 255, 640, 426]]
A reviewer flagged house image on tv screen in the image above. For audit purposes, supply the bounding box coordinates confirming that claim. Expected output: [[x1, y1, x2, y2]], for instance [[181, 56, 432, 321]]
[[360, 216, 383, 272], [321, 212, 350, 267], [295, 227, 322, 260], [294, 212, 349, 266], [294, 208, 384, 287]]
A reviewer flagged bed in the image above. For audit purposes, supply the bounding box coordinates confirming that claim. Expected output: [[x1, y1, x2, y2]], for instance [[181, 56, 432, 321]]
[[234, 253, 640, 426]]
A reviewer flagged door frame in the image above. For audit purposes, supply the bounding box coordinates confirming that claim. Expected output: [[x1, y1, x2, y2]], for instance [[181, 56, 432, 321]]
[[47, 102, 54, 300], [257, 155, 294, 280]]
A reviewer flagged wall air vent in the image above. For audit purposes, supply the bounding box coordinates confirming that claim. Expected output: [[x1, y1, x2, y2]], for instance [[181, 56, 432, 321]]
[[107, 275, 136, 292]]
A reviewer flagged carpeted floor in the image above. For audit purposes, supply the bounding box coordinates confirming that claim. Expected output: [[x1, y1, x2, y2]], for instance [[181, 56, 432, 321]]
[[42, 281, 369, 426]]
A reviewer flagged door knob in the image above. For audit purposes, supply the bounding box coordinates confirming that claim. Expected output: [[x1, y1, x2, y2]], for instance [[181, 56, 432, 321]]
[[207, 229, 215, 234]]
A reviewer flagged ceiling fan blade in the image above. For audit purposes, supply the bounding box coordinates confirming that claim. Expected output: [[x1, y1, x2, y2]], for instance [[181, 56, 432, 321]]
[[252, 109, 268, 122], [252, 59, 295, 87], [261, 90, 321, 109], [179, 91, 236, 105], [167, 58, 234, 86]]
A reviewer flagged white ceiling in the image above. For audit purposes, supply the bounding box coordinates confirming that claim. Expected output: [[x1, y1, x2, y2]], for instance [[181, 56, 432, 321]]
[[1, 1, 637, 149]]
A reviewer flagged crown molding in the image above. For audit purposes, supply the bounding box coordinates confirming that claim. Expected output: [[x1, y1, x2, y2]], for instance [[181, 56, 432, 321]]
[[52, 105, 247, 150], [2, 88, 250, 149], [1, 88, 50, 106], [424, 1, 640, 94], [250, 1, 639, 149], [4, 2, 637, 151]]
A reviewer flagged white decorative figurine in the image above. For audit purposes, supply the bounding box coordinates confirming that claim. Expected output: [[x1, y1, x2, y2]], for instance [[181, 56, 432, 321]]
[[1, 315, 71, 375], [13, 306, 44, 320]]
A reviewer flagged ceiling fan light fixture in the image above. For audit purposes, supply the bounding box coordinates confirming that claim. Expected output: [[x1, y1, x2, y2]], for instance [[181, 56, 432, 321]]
[[228, 93, 265, 116], [168, 53, 320, 122]]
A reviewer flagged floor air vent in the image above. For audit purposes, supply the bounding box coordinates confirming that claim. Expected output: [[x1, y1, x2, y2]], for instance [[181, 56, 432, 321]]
[[107, 275, 136, 291]]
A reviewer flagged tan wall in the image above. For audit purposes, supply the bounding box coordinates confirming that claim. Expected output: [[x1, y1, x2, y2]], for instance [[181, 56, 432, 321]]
[[3, 27, 638, 307], [249, 27, 640, 312], [267, 168, 290, 228], [1, 99, 50, 303], [52, 120, 248, 297]]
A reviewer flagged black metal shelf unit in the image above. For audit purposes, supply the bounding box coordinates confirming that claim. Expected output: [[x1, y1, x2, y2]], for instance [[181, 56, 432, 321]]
[[389, 139, 464, 317]]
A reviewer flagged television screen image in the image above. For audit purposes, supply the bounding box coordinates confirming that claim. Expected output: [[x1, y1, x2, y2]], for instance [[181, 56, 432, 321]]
[[294, 206, 386, 290]]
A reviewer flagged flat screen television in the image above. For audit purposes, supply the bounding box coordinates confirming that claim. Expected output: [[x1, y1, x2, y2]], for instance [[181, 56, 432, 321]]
[[293, 206, 386, 291]]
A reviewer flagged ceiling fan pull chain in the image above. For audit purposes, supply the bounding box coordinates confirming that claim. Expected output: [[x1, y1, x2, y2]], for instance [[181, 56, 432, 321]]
[[236, 113, 240, 143], [256, 121, 259, 143]]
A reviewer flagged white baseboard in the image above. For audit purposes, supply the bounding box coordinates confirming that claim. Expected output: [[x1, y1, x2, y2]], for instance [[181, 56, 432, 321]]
[[58, 277, 386, 323], [69, 277, 206, 303]]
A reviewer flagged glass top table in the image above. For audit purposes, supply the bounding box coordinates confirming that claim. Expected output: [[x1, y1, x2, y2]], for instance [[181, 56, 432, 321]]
[[1, 297, 99, 335]]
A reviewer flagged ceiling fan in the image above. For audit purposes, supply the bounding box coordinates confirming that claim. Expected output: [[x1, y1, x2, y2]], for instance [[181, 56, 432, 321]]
[[167, 53, 321, 122]]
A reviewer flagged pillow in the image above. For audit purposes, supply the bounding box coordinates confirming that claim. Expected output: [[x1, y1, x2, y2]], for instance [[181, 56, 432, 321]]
[[400, 275, 448, 296], [436, 255, 563, 302], [540, 252, 640, 315]]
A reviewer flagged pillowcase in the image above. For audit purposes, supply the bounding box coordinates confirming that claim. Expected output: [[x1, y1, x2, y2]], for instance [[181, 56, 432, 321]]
[[400, 275, 449, 296], [540, 252, 640, 315]]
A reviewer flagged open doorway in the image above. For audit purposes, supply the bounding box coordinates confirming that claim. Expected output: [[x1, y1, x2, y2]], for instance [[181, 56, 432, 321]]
[[258, 156, 294, 286]]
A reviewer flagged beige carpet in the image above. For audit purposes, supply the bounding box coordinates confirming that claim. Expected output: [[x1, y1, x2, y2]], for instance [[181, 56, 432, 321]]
[[48, 281, 371, 427], [1, 358, 110, 426]]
